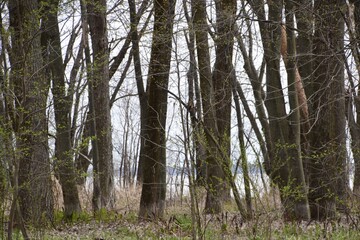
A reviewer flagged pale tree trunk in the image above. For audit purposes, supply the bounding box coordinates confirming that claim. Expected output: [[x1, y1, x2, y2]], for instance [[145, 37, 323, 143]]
[[212, 0, 236, 201], [138, 0, 175, 220], [87, 0, 114, 210], [347, 0, 360, 195], [41, 0, 81, 218], [8, 0, 54, 224], [308, 0, 347, 220]]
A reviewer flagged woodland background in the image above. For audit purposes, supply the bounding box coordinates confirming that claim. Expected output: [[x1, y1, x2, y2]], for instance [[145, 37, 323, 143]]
[[1, 0, 360, 239]]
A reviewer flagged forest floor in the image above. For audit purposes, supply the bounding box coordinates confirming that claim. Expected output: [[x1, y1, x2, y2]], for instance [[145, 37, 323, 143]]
[[4, 187, 360, 239]]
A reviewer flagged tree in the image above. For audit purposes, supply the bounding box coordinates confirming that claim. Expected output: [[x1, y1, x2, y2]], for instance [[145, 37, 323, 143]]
[[8, 0, 54, 223], [139, 0, 176, 219], [41, 0, 81, 219], [191, 0, 224, 214], [248, 0, 310, 220], [347, 0, 360, 196], [212, 0, 237, 201], [307, 0, 347, 219], [87, 0, 115, 210]]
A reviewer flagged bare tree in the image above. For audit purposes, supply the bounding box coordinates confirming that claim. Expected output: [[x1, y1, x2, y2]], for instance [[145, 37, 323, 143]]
[[212, 0, 237, 201], [139, 0, 176, 220], [307, 0, 347, 219], [248, 0, 310, 220], [87, 0, 115, 210], [41, 0, 81, 218], [8, 0, 54, 224]]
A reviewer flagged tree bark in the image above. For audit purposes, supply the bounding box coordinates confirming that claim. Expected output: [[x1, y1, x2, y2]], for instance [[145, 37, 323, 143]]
[[40, 0, 81, 219], [191, 0, 224, 214], [138, 0, 175, 220], [249, 0, 310, 220], [8, 0, 54, 224], [128, 0, 148, 185], [308, 0, 347, 220], [87, 0, 115, 209], [347, 0, 360, 195], [212, 0, 236, 201]]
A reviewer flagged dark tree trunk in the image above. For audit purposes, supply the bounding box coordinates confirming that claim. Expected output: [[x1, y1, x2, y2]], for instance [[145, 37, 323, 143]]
[[183, 0, 206, 185], [212, 0, 236, 201], [8, 0, 54, 224], [128, 0, 148, 185], [191, 0, 224, 214], [249, 0, 310, 220], [294, 0, 313, 187], [87, 0, 114, 209], [138, 0, 175, 220], [40, 0, 81, 219], [308, 0, 347, 220]]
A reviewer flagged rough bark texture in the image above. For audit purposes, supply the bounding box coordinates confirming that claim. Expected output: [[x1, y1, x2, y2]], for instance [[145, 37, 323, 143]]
[[249, 0, 310, 220], [139, 0, 175, 220], [8, 0, 54, 224], [294, 0, 313, 188], [87, 0, 114, 209], [192, 0, 224, 214], [41, 0, 81, 218], [212, 0, 236, 201], [308, 0, 347, 220]]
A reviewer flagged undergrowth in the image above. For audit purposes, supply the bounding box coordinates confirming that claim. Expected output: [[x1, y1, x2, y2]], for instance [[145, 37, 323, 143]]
[[3, 187, 360, 239]]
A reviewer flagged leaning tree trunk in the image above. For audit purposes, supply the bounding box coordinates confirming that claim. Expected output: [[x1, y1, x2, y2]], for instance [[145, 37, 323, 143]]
[[8, 0, 54, 224], [41, 0, 81, 219], [128, 0, 148, 185], [308, 0, 347, 220], [138, 0, 176, 220], [87, 0, 114, 209]]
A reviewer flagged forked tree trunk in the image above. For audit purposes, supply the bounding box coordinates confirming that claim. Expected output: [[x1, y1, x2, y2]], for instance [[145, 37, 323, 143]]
[[191, 0, 224, 214], [249, 0, 310, 220], [138, 0, 175, 220]]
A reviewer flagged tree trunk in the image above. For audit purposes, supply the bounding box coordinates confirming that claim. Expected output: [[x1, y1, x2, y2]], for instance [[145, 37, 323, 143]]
[[249, 0, 310, 220], [308, 0, 347, 220], [191, 0, 224, 214], [128, 0, 148, 185], [40, 0, 81, 219], [183, 0, 206, 186], [87, 0, 114, 209], [8, 0, 54, 224], [348, 0, 360, 195], [212, 0, 236, 201], [294, 0, 313, 187], [138, 0, 175, 220]]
